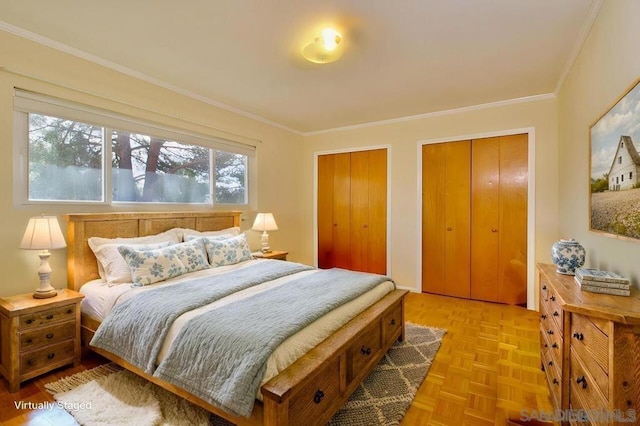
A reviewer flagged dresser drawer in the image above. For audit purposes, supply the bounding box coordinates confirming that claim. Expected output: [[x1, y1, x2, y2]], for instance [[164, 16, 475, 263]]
[[570, 313, 608, 372], [346, 322, 381, 384], [381, 304, 402, 346], [20, 321, 76, 351], [569, 348, 607, 417], [541, 347, 562, 409], [20, 340, 75, 376], [288, 357, 341, 425], [19, 304, 76, 330]]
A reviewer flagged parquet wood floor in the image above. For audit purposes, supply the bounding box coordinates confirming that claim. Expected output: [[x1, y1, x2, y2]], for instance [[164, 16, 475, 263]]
[[0, 292, 553, 425]]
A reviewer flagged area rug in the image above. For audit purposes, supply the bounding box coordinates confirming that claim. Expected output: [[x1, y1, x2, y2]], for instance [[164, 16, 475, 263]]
[[45, 323, 445, 426]]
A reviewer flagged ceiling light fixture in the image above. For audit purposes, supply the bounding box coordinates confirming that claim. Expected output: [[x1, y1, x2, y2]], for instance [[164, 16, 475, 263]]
[[302, 28, 343, 64]]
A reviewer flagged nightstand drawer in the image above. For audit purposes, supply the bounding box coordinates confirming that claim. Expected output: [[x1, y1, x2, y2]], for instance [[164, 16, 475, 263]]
[[20, 321, 76, 351], [19, 304, 76, 330], [20, 340, 75, 376]]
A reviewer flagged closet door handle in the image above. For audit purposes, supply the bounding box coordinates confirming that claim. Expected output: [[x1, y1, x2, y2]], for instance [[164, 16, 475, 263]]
[[446, 227, 452, 231], [362, 224, 368, 228]]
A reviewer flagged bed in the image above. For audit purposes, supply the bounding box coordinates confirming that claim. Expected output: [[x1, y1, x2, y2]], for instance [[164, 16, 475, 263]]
[[63, 211, 407, 426]]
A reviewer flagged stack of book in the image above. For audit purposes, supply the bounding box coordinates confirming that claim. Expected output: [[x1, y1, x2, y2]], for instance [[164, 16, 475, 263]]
[[574, 268, 631, 296]]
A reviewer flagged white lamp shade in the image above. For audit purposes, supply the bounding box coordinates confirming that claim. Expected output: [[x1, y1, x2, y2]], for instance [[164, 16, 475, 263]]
[[252, 213, 278, 232], [20, 216, 67, 250]]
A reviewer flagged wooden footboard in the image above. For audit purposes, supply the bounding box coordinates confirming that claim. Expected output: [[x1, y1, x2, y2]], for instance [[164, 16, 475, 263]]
[[81, 289, 407, 426]]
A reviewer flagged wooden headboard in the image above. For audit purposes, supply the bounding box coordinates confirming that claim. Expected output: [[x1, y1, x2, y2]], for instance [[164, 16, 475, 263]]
[[62, 211, 241, 291]]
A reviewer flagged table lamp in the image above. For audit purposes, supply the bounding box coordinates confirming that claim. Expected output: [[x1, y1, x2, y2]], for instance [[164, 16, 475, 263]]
[[20, 215, 66, 299], [252, 213, 278, 253]]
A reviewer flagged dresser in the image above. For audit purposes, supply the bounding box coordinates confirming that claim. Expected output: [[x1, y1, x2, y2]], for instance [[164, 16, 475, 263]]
[[0, 289, 83, 392], [538, 263, 640, 425]]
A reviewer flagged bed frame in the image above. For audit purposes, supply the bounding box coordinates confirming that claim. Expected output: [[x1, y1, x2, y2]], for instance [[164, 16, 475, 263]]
[[63, 211, 407, 426]]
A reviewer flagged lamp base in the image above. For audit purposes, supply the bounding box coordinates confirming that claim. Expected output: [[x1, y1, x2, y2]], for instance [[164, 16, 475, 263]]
[[33, 288, 57, 299]]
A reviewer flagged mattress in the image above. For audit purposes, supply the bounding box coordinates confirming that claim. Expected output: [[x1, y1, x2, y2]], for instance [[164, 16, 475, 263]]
[[80, 259, 394, 395]]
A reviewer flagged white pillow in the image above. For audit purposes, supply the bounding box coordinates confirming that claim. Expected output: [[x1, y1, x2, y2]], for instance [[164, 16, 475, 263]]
[[118, 245, 189, 286], [203, 234, 253, 268], [181, 226, 241, 241], [88, 228, 182, 283]]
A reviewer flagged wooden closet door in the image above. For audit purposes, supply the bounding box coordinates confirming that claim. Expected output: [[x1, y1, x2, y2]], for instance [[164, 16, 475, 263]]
[[471, 134, 528, 304], [471, 137, 500, 301], [422, 141, 471, 298], [317, 154, 336, 268], [332, 152, 352, 269], [351, 149, 387, 274], [497, 134, 528, 304]]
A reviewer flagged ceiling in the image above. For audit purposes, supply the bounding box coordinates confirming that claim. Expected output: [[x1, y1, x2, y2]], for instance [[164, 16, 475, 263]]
[[0, 0, 600, 134]]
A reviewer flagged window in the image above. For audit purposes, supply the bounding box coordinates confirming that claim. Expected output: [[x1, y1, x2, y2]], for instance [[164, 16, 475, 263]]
[[622, 174, 625, 182], [630, 172, 633, 179], [14, 90, 254, 205], [619, 156, 622, 164]]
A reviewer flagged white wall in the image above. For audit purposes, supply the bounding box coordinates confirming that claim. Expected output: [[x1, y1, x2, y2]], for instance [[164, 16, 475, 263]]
[[557, 0, 640, 287]]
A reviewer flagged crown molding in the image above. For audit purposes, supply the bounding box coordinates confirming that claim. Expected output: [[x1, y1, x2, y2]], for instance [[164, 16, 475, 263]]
[[553, 0, 604, 95], [302, 93, 556, 136]]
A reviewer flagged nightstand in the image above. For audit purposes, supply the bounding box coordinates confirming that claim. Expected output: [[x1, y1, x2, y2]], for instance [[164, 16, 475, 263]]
[[0, 289, 84, 392], [252, 250, 288, 261]]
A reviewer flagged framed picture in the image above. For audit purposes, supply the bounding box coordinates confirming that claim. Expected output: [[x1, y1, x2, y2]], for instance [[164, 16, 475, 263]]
[[590, 77, 640, 240]]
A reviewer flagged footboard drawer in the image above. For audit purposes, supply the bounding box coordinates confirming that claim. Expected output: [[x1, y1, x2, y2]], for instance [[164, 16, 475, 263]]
[[288, 357, 341, 426], [346, 322, 381, 384], [382, 304, 402, 346]]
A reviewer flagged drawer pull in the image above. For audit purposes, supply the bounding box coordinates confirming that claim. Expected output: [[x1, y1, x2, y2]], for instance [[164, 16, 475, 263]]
[[553, 311, 559, 317], [544, 343, 548, 348], [541, 314, 547, 319], [313, 390, 325, 404], [390, 319, 396, 326], [66, 308, 73, 314], [552, 342, 558, 349], [47, 353, 55, 360], [552, 378, 559, 385], [572, 332, 584, 340], [541, 363, 545, 372], [548, 360, 553, 367], [360, 346, 372, 356], [46, 314, 54, 320], [547, 330, 554, 335], [542, 285, 547, 290], [550, 295, 556, 302], [576, 376, 587, 389], [46, 333, 54, 339], [26, 319, 34, 325], [27, 359, 34, 366], [26, 338, 33, 344]]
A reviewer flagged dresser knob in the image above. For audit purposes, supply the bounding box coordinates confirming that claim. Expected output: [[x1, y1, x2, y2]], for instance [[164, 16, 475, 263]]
[[576, 376, 587, 389], [623, 381, 629, 387], [46, 333, 54, 339], [26, 319, 34, 325], [313, 390, 325, 404], [541, 314, 547, 319], [548, 360, 553, 367], [46, 314, 54, 320], [47, 353, 55, 360], [553, 311, 559, 317], [542, 285, 547, 290], [26, 338, 33, 344], [552, 378, 559, 385], [572, 332, 584, 340], [66, 308, 73, 314], [552, 343, 558, 349], [547, 330, 554, 335], [390, 319, 396, 326], [550, 295, 555, 302]]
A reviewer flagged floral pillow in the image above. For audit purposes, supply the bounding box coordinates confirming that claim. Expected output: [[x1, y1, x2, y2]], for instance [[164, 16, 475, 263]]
[[203, 233, 253, 268], [118, 246, 184, 286], [169, 238, 210, 273]]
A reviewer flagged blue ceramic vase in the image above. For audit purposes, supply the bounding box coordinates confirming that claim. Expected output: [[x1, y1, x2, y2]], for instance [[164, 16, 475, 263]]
[[551, 239, 585, 275]]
